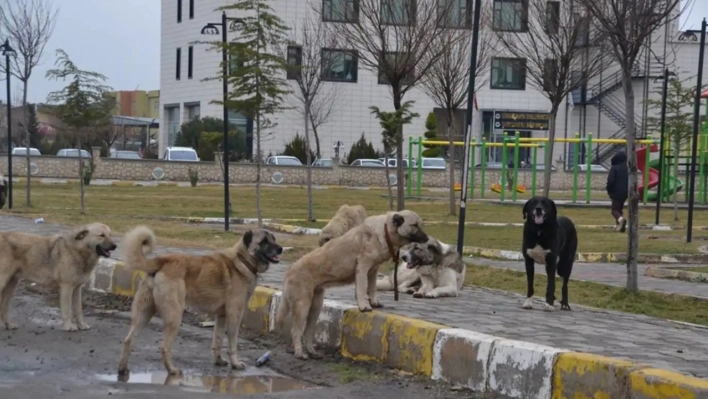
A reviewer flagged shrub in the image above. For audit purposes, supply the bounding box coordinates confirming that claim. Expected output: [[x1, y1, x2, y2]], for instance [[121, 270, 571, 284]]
[[176, 117, 247, 162], [280, 133, 315, 165], [188, 168, 199, 187], [422, 112, 442, 157], [80, 158, 95, 186], [347, 133, 379, 164]]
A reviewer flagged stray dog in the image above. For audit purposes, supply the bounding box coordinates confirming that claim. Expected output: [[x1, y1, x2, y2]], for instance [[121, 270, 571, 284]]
[[0, 223, 116, 331], [117, 226, 282, 376], [0, 174, 7, 209], [318, 204, 367, 246], [376, 238, 465, 298], [521, 196, 578, 312], [276, 210, 428, 360]]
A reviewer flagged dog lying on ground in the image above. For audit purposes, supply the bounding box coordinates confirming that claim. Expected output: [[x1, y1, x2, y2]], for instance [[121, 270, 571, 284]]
[[376, 237, 465, 298], [318, 204, 367, 246], [276, 210, 428, 360], [117, 226, 282, 376], [521, 196, 578, 312], [0, 223, 116, 331]]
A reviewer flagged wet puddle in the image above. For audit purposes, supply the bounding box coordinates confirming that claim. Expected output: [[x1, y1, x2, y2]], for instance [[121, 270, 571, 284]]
[[96, 367, 313, 395]]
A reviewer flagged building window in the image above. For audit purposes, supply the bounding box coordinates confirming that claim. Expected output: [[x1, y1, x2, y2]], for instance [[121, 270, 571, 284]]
[[437, 0, 472, 29], [378, 52, 415, 85], [542, 58, 557, 92], [381, 0, 416, 26], [286, 45, 302, 80], [186, 103, 200, 121], [321, 49, 358, 83], [490, 58, 526, 90], [229, 54, 244, 76], [189, 0, 194, 19], [545, 1, 560, 34], [574, 13, 590, 47], [165, 106, 180, 146], [322, 0, 359, 22], [177, 0, 182, 23], [176, 48, 181, 80], [188, 46, 193, 79], [492, 0, 527, 32]]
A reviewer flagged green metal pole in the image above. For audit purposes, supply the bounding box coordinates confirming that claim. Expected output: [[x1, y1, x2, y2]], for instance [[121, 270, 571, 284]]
[[407, 137, 413, 196], [572, 133, 580, 203], [416, 135, 423, 197], [501, 133, 508, 202], [532, 145, 538, 196], [512, 131, 520, 202], [470, 143, 476, 199], [699, 125, 706, 204], [585, 133, 592, 204], [481, 138, 487, 198], [643, 142, 650, 204]]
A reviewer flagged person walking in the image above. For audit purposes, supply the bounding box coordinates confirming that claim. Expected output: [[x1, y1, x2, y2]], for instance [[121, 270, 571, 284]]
[[606, 151, 628, 232]]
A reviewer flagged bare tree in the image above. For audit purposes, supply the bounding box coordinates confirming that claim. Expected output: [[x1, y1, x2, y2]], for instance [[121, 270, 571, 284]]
[[419, 6, 494, 215], [576, 0, 691, 291], [287, 15, 345, 221], [321, 0, 457, 210], [493, 0, 605, 197], [0, 0, 59, 207]]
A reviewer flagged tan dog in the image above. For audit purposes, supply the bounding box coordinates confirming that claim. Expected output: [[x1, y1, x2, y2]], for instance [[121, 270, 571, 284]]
[[276, 210, 428, 360], [117, 226, 282, 376], [318, 204, 367, 246], [0, 223, 116, 331]]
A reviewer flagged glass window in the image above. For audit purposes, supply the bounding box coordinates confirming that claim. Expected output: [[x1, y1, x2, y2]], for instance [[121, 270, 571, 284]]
[[574, 13, 590, 47], [278, 157, 302, 166], [381, 0, 415, 26], [378, 52, 415, 85], [545, 1, 560, 34], [437, 0, 472, 29], [543, 58, 557, 92], [287, 46, 302, 80], [490, 58, 526, 90], [322, 0, 359, 22], [492, 0, 527, 32], [170, 150, 198, 161], [321, 49, 358, 83]]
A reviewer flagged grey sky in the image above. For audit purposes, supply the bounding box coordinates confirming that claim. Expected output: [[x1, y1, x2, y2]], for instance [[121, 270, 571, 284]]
[[21, 0, 708, 105]]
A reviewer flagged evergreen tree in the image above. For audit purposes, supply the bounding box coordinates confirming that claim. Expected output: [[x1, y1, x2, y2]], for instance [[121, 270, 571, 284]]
[[280, 133, 316, 165], [421, 112, 441, 157], [346, 133, 378, 164]]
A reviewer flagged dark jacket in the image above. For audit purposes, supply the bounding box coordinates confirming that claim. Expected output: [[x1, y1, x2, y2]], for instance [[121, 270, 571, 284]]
[[606, 151, 628, 201]]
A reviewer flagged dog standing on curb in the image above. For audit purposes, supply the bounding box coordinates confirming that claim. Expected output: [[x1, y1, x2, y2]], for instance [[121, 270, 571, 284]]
[[117, 226, 282, 376], [276, 210, 428, 360], [522, 197, 577, 312]]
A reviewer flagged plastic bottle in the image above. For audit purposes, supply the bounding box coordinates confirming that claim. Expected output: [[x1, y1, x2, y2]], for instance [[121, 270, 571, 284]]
[[255, 351, 270, 367], [35, 218, 44, 224]]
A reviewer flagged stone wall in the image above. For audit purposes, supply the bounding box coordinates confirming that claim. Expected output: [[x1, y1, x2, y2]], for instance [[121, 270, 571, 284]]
[[0, 148, 612, 190]]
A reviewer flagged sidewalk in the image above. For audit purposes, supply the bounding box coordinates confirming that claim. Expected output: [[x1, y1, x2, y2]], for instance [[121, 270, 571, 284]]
[[1, 215, 706, 380]]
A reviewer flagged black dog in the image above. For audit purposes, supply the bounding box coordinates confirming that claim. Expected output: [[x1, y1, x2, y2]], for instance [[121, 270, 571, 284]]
[[521, 196, 578, 311]]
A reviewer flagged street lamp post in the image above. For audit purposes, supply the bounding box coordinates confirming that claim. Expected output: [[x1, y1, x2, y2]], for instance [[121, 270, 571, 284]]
[[654, 68, 676, 225], [687, 18, 707, 243], [201, 12, 245, 232], [1, 39, 16, 210]]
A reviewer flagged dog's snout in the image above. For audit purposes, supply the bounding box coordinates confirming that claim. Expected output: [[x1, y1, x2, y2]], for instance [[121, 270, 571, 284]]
[[534, 207, 544, 214], [276, 246, 283, 255], [401, 253, 409, 262], [109, 243, 118, 251]]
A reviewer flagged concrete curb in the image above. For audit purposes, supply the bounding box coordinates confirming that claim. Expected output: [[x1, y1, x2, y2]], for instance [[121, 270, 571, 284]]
[[644, 267, 708, 283], [463, 246, 708, 264], [89, 258, 708, 398]]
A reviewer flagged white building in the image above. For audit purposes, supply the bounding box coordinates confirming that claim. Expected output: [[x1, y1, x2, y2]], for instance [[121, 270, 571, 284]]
[[159, 0, 707, 167]]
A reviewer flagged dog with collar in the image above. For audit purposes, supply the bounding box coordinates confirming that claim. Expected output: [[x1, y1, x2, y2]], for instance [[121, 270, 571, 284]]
[[521, 196, 578, 312], [117, 226, 282, 376]]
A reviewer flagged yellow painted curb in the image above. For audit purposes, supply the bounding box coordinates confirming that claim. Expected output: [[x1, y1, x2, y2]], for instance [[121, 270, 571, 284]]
[[242, 286, 278, 333], [110, 262, 145, 297], [628, 368, 708, 399], [552, 352, 634, 399]]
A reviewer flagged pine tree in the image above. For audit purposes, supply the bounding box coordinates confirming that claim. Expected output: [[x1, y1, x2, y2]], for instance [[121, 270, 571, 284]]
[[421, 112, 441, 157]]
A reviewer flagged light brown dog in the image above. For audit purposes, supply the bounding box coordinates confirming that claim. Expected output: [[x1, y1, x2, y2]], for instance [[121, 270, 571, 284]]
[[0, 223, 116, 331], [117, 226, 282, 376], [276, 210, 428, 360], [318, 204, 368, 246]]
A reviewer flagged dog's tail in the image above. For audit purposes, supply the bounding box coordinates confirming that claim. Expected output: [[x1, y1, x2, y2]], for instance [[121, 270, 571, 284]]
[[122, 225, 160, 274], [274, 290, 289, 332]]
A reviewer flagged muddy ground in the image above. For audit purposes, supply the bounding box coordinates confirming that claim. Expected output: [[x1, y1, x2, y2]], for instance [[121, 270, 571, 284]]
[[0, 283, 486, 399]]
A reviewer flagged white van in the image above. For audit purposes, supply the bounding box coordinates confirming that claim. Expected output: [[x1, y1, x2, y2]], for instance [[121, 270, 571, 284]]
[[163, 146, 199, 161]]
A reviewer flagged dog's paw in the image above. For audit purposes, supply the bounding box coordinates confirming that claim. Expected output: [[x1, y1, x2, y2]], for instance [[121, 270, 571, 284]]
[[77, 322, 91, 331], [424, 292, 438, 299], [294, 352, 309, 361], [522, 298, 534, 309], [62, 323, 79, 332], [3, 322, 18, 330], [412, 292, 424, 298], [306, 349, 323, 359], [358, 305, 373, 312], [369, 299, 383, 308], [560, 302, 572, 311], [214, 356, 229, 367], [230, 361, 246, 370], [543, 303, 556, 312], [167, 368, 183, 376]]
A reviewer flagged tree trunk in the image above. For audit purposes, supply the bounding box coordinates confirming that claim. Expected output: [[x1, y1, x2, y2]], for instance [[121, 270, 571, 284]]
[[309, 112, 322, 158], [23, 86, 30, 208], [543, 111, 558, 197], [304, 102, 314, 221], [447, 115, 456, 216], [256, 112, 263, 227], [621, 70, 639, 292], [384, 153, 394, 211], [393, 89, 404, 211], [78, 137, 85, 215]]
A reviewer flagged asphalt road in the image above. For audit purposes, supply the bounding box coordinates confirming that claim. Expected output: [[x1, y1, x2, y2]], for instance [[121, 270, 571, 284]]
[[0, 284, 474, 399]]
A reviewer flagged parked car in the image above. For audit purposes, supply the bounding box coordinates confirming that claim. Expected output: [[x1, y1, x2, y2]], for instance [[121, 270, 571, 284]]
[[350, 159, 385, 167], [420, 157, 446, 170], [163, 146, 199, 162], [12, 147, 41, 156], [110, 150, 142, 160], [378, 158, 416, 168], [574, 164, 608, 172], [266, 155, 303, 166], [57, 149, 91, 158], [312, 158, 334, 167], [476, 161, 557, 171]]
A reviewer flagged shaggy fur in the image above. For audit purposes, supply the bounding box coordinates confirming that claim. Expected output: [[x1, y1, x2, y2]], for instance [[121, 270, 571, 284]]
[[318, 204, 368, 246]]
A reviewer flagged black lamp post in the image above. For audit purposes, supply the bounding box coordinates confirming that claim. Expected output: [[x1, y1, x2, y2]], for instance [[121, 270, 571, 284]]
[[653, 68, 677, 225], [1, 39, 16, 210], [201, 12, 245, 232], [687, 18, 706, 243]]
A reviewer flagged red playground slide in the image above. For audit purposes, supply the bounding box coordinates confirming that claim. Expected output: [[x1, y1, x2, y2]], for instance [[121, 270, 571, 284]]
[[636, 145, 660, 198]]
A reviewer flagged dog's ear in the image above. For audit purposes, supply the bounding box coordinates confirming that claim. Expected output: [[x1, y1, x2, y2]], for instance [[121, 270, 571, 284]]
[[392, 213, 405, 227], [427, 243, 441, 255], [522, 200, 531, 220], [546, 198, 557, 219], [74, 230, 89, 240], [243, 230, 253, 247]]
